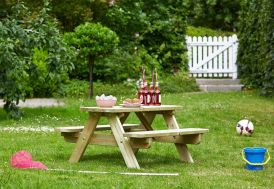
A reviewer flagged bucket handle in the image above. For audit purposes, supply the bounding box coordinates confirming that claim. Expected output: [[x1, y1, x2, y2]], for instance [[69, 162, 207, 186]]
[[242, 149, 271, 166]]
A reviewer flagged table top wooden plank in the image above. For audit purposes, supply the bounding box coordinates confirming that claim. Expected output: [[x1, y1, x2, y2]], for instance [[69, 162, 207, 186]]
[[80, 105, 182, 113]]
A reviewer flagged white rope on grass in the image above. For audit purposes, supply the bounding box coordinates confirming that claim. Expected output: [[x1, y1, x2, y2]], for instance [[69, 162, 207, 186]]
[[48, 168, 179, 176]]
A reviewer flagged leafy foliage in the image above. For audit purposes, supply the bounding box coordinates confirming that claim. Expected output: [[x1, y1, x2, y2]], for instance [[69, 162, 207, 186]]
[[184, 0, 240, 31], [186, 26, 234, 37], [103, 0, 188, 74], [65, 23, 119, 57], [141, 0, 188, 74], [1, 0, 92, 31], [94, 46, 160, 83], [60, 73, 199, 99], [237, 0, 274, 96], [59, 80, 137, 98], [3, 0, 188, 78], [64, 22, 119, 97], [160, 72, 199, 94], [0, 2, 75, 118], [59, 79, 89, 98], [2, 0, 241, 32]]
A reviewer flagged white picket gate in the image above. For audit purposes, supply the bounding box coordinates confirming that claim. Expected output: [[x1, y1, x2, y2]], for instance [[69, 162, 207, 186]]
[[186, 34, 238, 79]]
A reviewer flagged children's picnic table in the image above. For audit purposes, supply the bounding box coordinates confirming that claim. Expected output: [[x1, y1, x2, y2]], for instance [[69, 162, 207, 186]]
[[56, 105, 208, 169]]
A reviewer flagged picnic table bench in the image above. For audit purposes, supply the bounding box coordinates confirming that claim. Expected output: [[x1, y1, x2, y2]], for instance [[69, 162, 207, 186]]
[[56, 105, 208, 169]]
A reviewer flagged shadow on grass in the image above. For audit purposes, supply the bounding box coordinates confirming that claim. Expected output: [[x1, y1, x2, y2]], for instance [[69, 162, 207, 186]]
[[57, 150, 184, 169]]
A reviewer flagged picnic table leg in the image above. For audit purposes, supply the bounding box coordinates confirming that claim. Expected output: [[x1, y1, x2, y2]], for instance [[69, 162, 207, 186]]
[[163, 112, 194, 163], [107, 114, 140, 169], [119, 112, 130, 124], [69, 113, 101, 163], [135, 112, 156, 131], [134, 112, 156, 154]]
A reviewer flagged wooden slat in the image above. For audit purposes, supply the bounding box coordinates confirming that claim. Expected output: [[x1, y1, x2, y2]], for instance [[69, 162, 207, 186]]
[[55, 123, 140, 133], [129, 138, 152, 149], [163, 112, 179, 129], [123, 128, 208, 138], [202, 36, 208, 77], [154, 134, 202, 144], [80, 105, 181, 113], [63, 133, 118, 146], [107, 115, 140, 169], [119, 112, 130, 124], [62, 133, 153, 149], [208, 36, 213, 77], [135, 112, 154, 131], [163, 113, 196, 164], [198, 36, 203, 77]]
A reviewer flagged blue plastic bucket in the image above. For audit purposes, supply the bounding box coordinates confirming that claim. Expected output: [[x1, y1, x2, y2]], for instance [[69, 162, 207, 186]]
[[242, 147, 270, 171]]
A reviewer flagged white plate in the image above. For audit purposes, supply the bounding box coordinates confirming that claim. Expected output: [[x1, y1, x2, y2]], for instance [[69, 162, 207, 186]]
[[121, 103, 142, 107]]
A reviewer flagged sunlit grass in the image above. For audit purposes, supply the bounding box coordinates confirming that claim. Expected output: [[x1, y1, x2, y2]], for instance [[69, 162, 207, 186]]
[[0, 91, 273, 188]]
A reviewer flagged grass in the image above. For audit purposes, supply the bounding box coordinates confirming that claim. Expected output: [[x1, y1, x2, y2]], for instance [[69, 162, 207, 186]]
[[0, 91, 273, 189]]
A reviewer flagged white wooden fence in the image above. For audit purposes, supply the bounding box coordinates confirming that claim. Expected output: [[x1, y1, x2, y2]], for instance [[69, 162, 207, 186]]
[[186, 34, 238, 79]]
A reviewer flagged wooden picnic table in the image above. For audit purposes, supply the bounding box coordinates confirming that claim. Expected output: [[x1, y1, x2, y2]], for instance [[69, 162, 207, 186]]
[[56, 105, 208, 169]]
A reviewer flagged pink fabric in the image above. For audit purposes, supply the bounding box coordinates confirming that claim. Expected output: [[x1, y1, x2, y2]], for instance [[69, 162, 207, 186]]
[[10, 150, 48, 170]]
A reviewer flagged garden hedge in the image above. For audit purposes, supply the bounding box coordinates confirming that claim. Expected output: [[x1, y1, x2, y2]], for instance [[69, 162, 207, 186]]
[[237, 0, 274, 96]]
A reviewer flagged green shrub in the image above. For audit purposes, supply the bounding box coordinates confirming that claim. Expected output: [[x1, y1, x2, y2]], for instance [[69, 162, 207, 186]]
[[103, 0, 188, 74], [186, 26, 234, 37], [160, 72, 199, 94], [59, 80, 89, 98], [184, 0, 240, 31], [237, 0, 274, 96], [0, 2, 75, 118], [59, 80, 137, 99], [60, 73, 199, 100], [94, 81, 137, 98], [94, 46, 160, 83]]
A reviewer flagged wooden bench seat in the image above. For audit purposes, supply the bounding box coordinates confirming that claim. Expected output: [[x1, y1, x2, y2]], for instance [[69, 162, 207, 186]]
[[124, 128, 208, 145], [55, 123, 140, 133], [123, 128, 208, 138], [55, 124, 145, 148]]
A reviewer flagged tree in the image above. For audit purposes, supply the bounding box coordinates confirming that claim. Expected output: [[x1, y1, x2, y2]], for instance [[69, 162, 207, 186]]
[[0, 1, 75, 118], [64, 22, 119, 97]]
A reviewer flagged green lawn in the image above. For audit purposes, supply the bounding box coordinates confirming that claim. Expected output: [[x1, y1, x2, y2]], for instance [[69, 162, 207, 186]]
[[0, 91, 273, 189]]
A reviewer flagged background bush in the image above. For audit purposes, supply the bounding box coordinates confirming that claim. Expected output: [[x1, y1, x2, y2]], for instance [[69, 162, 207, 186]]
[[0, 2, 75, 118], [186, 26, 234, 37], [184, 0, 240, 31], [60, 80, 137, 99], [237, 0, 274, 96], [99, 0, 188, 75], [94, 46, 160, 83], [160, 72, 199, 94], [60, 72, 199, 99]]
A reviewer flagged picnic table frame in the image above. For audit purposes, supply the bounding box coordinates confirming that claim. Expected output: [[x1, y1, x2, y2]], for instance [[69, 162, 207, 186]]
[[63, 105, 208, 169]]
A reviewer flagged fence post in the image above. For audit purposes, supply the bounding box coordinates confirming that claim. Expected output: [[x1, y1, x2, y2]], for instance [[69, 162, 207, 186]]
[[232, 34, 238, 79]]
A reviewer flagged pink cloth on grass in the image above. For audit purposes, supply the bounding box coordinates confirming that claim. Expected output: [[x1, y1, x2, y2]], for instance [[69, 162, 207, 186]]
[[10, 150, 48, 170]]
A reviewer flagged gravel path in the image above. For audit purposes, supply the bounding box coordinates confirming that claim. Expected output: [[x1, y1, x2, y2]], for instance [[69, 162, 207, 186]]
[[0, 98, 64, 108], [0, 126, 55, 132]]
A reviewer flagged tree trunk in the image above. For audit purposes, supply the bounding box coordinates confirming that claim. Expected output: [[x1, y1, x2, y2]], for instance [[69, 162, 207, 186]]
[[88, 55, 95, 98]]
